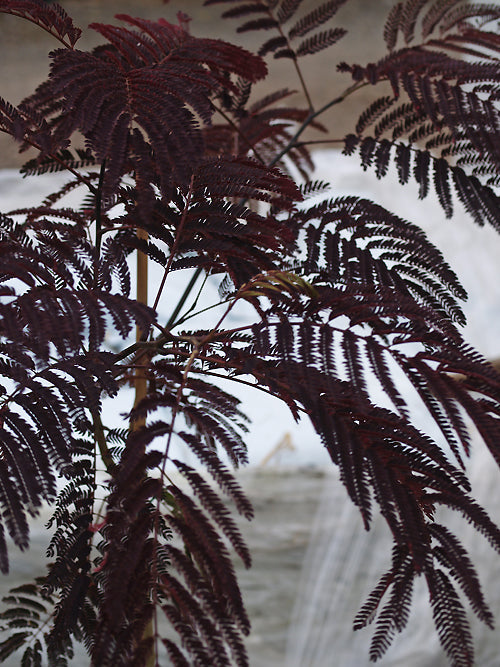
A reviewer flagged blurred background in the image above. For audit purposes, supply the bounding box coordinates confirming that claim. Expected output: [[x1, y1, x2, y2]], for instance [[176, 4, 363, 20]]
[[0, 0, 395, 168], [2, 2, 500, 665]]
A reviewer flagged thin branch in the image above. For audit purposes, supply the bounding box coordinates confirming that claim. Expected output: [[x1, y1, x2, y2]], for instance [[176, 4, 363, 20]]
[[266, 11, 314, 110], [136, 226, 149, 343], [166, 346, 305, 412], [90, 408, 115, 473], [184, 270, 211, 316], [112, 338, 166, 365], [0, 128, 98, 195], [166, 267, 203, 329], [211, 102, 267, 163], [171, 296, 231, 329], [196, 368, 308, 414], [269, 80, 369, 167], [93, 160, 106, 289], [293, 138, 345, 147], [152, 174, 195, 314]]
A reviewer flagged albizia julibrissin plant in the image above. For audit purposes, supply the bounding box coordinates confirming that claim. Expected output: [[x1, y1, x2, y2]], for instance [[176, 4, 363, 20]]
[[0, 0, 500, 664]]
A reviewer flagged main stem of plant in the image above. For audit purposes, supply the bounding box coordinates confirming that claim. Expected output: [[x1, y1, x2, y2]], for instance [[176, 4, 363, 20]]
[[134, 230, 156, 666]]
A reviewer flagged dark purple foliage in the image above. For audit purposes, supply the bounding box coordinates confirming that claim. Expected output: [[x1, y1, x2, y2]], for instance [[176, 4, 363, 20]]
[[0, 1, 500, 666]]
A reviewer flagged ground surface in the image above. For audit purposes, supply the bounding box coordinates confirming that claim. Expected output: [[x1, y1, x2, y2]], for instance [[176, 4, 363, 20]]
[[3, 464, 500, 666]]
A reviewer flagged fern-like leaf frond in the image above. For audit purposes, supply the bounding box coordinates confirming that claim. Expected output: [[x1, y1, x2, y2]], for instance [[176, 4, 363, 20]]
[[0, 0, 81, 48]]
